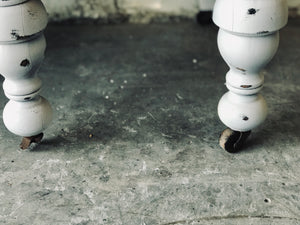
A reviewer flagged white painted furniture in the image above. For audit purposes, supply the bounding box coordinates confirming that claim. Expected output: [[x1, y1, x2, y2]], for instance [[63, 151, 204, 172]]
[[0, 0, 52, 149], [0, 0, 288, 152], [213, 0, 288, 152]]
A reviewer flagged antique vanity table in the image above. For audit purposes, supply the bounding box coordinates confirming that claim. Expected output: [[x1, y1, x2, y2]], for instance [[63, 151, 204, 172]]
[[0, 0, 288, 152]]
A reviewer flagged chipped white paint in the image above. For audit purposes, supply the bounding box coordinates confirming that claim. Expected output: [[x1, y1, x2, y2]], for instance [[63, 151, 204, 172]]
[[0, 0, 52, 137], [213, 0, 288, 132], [0, 0, 47, 41], [213, 0, 288, 35]]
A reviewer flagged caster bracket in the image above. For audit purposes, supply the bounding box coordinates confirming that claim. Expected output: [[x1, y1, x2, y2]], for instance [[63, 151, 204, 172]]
[[20, 133, 44, 150], [219, 128, 251, 153]]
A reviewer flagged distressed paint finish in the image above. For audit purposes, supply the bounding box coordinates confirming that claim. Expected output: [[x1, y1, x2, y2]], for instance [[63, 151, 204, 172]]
[[213, 0, 288, 133], [0, 0, 52, 142]]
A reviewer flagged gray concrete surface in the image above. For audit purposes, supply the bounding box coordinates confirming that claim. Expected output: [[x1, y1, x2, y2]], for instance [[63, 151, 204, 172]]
[[0, 19, 300, 225]]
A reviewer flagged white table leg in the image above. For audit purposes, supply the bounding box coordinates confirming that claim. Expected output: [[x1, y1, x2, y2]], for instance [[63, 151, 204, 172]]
[[213, 0, 288, 153], [0, 0, 52, 149]]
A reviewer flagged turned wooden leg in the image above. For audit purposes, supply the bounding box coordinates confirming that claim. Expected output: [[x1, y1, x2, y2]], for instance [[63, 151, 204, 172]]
[[0, 0, 52, 149], [213, 0, 288, 153]]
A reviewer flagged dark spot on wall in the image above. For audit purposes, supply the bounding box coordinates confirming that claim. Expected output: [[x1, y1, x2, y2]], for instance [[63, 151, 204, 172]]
[[248, 8, 257, 15], [20, 59, 30, 67]]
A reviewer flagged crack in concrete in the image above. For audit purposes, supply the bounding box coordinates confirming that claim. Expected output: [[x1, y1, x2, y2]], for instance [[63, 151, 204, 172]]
[[161, 215, 300, 225]]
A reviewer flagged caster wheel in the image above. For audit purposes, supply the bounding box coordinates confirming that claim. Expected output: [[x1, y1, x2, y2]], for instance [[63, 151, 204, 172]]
[[219, 128, 251, 153], [196, 11, 213, 25], [20, 133, 44, 150]]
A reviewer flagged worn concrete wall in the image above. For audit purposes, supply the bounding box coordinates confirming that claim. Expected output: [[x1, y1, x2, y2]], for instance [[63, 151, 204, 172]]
[[41, 0, 201, 23], [288, 0, 300, 17], [41, 0, 300, 23], [42, 0, 119, 22]]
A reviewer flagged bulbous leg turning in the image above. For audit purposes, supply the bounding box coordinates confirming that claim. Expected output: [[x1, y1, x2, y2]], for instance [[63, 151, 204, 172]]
[[3, 96, 52, 137], [218, 92, 268, 132], [218, 92, 267, 152]]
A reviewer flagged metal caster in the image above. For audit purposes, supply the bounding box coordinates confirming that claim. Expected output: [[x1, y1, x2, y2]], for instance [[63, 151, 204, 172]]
[[20, 133, 44, 150], [219, 128, 251, 153]]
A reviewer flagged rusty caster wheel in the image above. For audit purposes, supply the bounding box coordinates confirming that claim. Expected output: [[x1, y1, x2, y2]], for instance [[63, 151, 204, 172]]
[[219, 128, 251, 153], [20, 133, 44, 150]]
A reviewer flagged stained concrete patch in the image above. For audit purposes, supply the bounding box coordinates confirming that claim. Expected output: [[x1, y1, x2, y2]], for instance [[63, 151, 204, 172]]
[[0, 19, 300, 224]]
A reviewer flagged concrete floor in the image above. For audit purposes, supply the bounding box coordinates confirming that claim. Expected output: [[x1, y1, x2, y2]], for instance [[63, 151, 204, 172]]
[[0, 19, 300, 225]]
